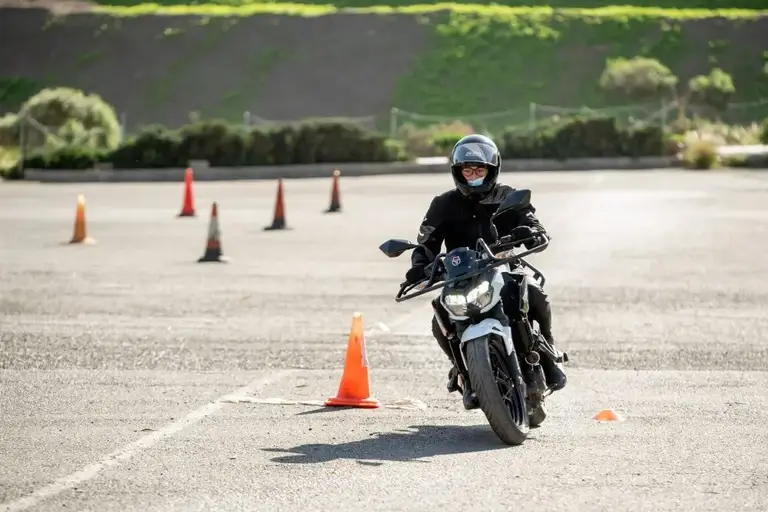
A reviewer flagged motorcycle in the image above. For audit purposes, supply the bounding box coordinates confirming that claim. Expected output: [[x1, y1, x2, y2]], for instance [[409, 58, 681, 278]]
[[378, 188, 568, 446]]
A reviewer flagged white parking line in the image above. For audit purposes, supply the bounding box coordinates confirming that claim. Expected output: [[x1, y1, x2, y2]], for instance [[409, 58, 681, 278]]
[[0, 306, 433, 512], [0, 371, 289, 512]]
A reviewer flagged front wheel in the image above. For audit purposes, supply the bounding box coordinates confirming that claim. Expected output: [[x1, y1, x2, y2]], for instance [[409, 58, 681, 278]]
[[465, 335, 529, 445]]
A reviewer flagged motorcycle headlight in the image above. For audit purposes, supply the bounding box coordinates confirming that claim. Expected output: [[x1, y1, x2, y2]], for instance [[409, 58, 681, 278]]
[[443, 280, 493, 316]]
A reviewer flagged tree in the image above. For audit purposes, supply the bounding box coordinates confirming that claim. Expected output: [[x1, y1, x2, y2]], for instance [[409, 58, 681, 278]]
[[16, 87, 122, 151], [0, 114, 19, 147], [688, 68, 735, 121]]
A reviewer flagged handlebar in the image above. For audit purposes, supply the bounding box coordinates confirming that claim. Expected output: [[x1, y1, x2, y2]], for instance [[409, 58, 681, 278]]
[[395, 234, 550, 303]]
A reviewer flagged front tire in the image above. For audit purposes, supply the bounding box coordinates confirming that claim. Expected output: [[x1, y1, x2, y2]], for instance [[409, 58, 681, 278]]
[[465, 335, 529, 446]]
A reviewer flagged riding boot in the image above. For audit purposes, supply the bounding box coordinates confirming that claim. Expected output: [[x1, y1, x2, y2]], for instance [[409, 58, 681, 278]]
[[535, 302, 568, 392], [432, 317, 460, 392]]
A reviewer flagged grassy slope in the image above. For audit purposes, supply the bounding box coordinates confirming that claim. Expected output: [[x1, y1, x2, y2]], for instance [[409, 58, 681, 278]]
[[391, 7, 768, 124], [91, 4, 768, 125], [2, 3, 767, 132], [94, 0, 768, 9]]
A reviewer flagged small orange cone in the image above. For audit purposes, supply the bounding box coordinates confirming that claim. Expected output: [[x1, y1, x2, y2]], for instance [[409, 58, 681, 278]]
[[178, 168, 196, 217], [198, 202, 228, 263], [264, 178, 289, 230], [325, 312, 380, 408], [325, 169, 341, 213], [69, 194, 96, 245], [593, 409, 623, 422]]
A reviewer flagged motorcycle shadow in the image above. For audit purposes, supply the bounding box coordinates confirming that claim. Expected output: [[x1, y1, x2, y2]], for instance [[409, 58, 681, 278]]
[[263, 424, 524, 465]]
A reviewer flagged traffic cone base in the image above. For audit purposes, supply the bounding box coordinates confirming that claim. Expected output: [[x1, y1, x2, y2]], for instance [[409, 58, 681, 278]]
[[325, 169, 341, 214], [198, 202, 228, 263], [593, 409, 623, 422], [324, 396, 380, 408], [69, 237, 96, 245], [198, 251, 229, 263], [325, 312, 380, 409]]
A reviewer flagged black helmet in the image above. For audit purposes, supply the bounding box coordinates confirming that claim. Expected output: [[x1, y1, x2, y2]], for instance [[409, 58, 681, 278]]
[[449, 134, 502, 197]]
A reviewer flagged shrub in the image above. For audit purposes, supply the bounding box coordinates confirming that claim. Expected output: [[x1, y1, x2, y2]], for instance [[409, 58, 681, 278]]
[[722, 154, 768, 168], [599, 57, 678, 102], [681, 138, 720, 170], [760, 118, 768, 144], [688, 68, 736, 119], [23, 144, 108, 170], [397, 121, 474, 157], [500, 115, 668, 160], [24, 119, 405, 169], [108, 125, 185, 169], [668, 118, 762, 145]]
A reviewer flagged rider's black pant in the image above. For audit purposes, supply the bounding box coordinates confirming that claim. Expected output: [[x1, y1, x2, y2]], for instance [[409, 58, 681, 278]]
[[430, 277, 556, 364]]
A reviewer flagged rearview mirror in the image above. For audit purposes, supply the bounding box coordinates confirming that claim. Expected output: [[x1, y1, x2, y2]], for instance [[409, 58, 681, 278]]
[[379, 239, 419, 258], [493, 188, 531, 218]]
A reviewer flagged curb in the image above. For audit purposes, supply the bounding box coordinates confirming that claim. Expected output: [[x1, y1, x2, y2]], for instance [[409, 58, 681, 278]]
[[20, 157, 678, 183]]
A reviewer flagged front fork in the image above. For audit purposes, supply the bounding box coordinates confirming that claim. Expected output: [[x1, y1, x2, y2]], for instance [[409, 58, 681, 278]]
[[431, 300, 473, 391]]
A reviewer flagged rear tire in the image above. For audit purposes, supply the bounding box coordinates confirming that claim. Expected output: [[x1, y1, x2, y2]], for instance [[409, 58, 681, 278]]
[[465, 335, 529, 446]]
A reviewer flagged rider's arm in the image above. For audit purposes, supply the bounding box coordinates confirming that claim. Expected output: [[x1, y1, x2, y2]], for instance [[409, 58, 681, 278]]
[[516, 203, 548, 236], [411, 196, 445, 268]]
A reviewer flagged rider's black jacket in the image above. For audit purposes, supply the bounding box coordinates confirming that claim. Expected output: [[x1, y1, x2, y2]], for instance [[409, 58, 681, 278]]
[[410, 183, 548, 269]]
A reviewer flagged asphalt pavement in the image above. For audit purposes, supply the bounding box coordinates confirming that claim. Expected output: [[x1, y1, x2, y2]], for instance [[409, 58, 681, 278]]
[[1, 170, 767, 511]]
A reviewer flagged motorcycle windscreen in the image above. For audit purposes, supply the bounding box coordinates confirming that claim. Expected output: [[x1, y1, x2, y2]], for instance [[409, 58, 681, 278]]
[[444, 247, 479, 280]]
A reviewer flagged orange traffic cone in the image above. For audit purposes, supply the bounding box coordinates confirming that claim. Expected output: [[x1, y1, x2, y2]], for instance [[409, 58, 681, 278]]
[[325, 312, 380, 408], [69, 194, 96, 245], [178, 168, 196, 217], [325, 169, 341, 213], [264, 178, 289, 230], [198, 202, 228, 263], [593, 409, 624, 422]]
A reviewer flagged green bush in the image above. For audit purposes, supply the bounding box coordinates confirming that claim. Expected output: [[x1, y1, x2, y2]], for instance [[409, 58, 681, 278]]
[[500, 115, 667, 160], [23, 145, 109, 170], [722, 154, 768, 168], [23, 118, 405, 169], [108, 125, 185, 169], [760, 118, 768, 144], [397, 121, 474, 158], [681, 138, 720, 170]]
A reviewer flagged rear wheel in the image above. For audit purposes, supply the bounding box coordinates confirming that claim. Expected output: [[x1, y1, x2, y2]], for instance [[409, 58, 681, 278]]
[[465, 335, 529, 445]]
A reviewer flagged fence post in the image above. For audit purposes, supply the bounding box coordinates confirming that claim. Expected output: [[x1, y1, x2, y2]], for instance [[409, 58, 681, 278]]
[[528, 102, 536, 131], [389, 107, 398, 139]]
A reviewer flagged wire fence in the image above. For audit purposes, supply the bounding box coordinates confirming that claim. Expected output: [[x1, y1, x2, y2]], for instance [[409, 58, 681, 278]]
[[230, 99, 768, 141], [21, 98, 768, 148]]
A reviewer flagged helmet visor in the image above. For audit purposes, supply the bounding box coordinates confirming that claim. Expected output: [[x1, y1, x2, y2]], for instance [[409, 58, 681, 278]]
[[451, 142, 498, 167]]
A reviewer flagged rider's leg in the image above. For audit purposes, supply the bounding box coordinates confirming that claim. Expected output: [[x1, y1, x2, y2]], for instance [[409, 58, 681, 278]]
[[526, 280, 567, 391]]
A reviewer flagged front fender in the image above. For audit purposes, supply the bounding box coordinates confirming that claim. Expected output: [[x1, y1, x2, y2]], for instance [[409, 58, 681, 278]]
[[460, 318, 514, 356]]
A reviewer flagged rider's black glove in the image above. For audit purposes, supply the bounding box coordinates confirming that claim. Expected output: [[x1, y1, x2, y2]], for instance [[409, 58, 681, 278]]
[[511, 226, 545, 249], [524, 234, 545, 249], [405, 266, 426, 284], [510, 226, 534, 243]]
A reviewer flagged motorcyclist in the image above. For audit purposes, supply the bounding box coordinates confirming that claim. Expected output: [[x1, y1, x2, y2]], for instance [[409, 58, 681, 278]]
[[404, 134, 567, 410]]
